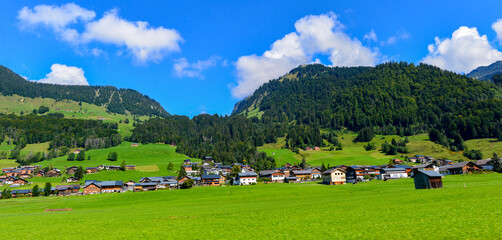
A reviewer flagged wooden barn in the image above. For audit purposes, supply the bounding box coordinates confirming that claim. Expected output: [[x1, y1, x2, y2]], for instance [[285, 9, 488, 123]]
[[413, 170, 443, 189]]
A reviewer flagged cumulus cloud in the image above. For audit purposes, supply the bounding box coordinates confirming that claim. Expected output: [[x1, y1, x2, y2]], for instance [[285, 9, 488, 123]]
[[35, 64, 89, 85], [18, 4, 183, 63], [364, 29, 378, 42], [493, 19, 502, 43], [18, 3, 95, 44], [82, 10, 183, 63], [232, 12, 377, 98], [173, 56, 221, 79], [422, 26, 502, 73]]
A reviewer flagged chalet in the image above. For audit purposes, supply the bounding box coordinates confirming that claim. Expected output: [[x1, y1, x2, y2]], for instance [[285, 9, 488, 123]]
[[412, 163, 438, 176], [5, 170, 18, 177], [305, 147, 313, 151], [8, 177, 28, 185], [314, 146, 321, 151], [203, 156, 214, 163], [84, 180, 124, 193], [392, 158, 403, 164], [188, 176, 202, 186], [476, 159, 496, 171], [35, 170, 45, 177], [346, 166, 381, 182], [73, 149, 81, 154], [0, 176, 6, 183], [83, 182, 102, 195], [123, 181, 136, 191], [140, 176, 168, 183], [86, 167, 99, 174], [66, 166, 79, 175], [55, 185, 80, 196], [435, 159, 454, 166], [66, 176, 79, 183], [285, 176, 298, 183], [291, 170, 312, 180], [134, 182, 157, 191], [447, 161, 482, 175], [309, 168, 322, 179], [47, 169, 60, 177], [378, 168, 408, 180], [390, 165, 412, 175], [183, 159, 192, 165], [201, 175, 221, 186], [322, 168, 346, 185], [409, 155, 435, 164], [438, 166, 450, 175], [19, 166, 35, 174], [413, 170, 443, 189], [125, 165, 136, 170], [18, 173, 32, 179], [11, 189, 31, 197], [235, 172, 257, 185], [157, 180, 178, 189], [131, 143, 139, 147], [182, 164, 193, 172], [2, 167, 15, 173], [107, 165, 121, 171], [259, 170, 286, 183], [218, 165, 232, 175]]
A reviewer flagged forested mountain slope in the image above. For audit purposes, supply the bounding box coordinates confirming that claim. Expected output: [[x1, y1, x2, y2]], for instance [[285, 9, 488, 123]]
[[467, 60, 502, 81], [233, 62, 502, 143], [0, 65, 168, 117]]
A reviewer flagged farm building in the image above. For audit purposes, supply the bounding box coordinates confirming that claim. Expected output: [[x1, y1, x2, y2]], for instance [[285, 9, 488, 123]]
[[47, 169, 60, 177], [412, 163, 438, 176], [413, 170, 443, 189], [321, 168, 346, 185], [55, 185, 80, 196]]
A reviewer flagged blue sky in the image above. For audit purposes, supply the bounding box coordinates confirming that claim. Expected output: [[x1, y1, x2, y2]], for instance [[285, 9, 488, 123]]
[[1, 1, 502, 116]]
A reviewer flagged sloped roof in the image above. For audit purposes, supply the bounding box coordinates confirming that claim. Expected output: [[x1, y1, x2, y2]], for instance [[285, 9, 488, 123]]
[[238, 172, 257, 177], [382, 168, 407, 172], [201, 174, 221, 179], [322, 168, 346, 175], [412, 163, 435, 169], [416, 170, 443, 177]]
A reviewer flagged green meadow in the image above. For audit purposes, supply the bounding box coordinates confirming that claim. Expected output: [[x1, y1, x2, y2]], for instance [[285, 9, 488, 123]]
[[0, 94, 148, 138], [259, 134, 502, 167], [0, 174, 501, 239]]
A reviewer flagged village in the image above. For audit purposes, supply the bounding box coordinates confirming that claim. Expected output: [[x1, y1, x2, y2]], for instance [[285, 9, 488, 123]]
[[0, 154, 496, 198]]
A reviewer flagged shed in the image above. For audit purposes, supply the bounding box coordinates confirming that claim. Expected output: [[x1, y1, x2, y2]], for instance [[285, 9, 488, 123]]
[[413, 170, 443, 189]]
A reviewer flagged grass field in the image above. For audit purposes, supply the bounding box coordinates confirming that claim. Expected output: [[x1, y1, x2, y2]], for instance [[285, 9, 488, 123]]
[[0, 94, 148, 139], [259, 134, 502, 167], [0, 142, 198, 190], [0, 174, 500, 239]]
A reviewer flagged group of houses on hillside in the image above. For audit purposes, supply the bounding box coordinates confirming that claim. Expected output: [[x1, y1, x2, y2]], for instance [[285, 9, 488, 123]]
[[0, 164, 136, 181]]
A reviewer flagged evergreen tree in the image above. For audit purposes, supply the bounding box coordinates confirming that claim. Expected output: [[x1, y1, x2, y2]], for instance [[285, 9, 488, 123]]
[[44, 182, 52, 196], [76, 151, 85, 161], [177, 165, 187, 180], [32, 185, 40, 197], [67, 153, 75, 161], [321, 163, 327, 172], [74, 166, 84, 180], [120, 160, 126, 171], [1, 188, 11, 199], [107, 152, 118, 161], [492, 152, 501, 173], [167, 161, 174, 170]]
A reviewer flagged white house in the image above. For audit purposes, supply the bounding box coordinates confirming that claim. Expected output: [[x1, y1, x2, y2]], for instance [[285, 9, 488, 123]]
[[321, 168, 346, 185], [235, 172, 257, 185], [378, 168, 408, 180]]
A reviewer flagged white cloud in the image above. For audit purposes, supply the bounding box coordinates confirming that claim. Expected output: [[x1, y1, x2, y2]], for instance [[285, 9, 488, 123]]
[[232, 12, 377, 98], [18, 4, 183, 63], [381, 30, 410, 45], [422, 26, 502, 73], [173, 56, 221, 79], [35, 64, 89, 85], [82, 10, 183, 63], [493, 19, 502, 43], [364, 29, 378, 42], [18, 3, 95, 44]]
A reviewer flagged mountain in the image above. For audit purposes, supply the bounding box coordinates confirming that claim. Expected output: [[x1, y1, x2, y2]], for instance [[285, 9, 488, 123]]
[[232, 62, 502, 143], [467, 60, 502, 81], [0, 65, 169, 117]]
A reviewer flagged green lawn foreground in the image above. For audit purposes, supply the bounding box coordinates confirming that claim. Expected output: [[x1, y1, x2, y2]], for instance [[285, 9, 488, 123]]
[[0, 174, 501, 239]]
